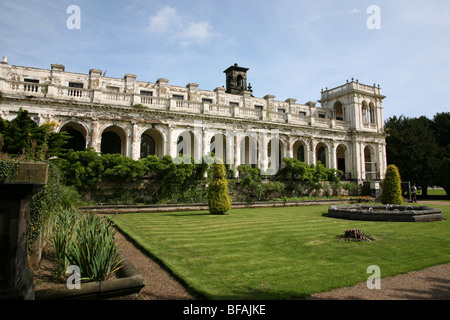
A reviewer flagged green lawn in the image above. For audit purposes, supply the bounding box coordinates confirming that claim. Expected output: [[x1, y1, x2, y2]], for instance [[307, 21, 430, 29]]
[[418, 188, 448, 197], [110, 204, 450, 300]]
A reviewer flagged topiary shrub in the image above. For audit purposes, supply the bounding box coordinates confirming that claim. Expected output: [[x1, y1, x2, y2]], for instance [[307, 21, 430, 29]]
[[207, 161, 231, 215], [381, 164, 403, 204]]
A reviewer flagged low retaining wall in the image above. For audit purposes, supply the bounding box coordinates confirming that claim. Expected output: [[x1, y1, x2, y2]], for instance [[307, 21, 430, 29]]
[[34, 256, 144, 300], [79, 199, 373, 214]]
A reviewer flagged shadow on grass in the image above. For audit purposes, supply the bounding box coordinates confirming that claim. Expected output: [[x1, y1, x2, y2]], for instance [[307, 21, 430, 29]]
[[162, 212, 212, 217]]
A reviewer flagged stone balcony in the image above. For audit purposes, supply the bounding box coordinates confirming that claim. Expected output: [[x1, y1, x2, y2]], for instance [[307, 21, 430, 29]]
[[320, 80, 385, 101]]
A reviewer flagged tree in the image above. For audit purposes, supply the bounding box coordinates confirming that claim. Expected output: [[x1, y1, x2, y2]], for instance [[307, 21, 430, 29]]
[[207, 161, 231, 214], [54, 148, 104, 191], [433, 113, 450, 198], [432, 112, 450, 152], [0, 108, 69, 159], [381, 164, 403, 205], [385, 115, 440, 196], [438, 158, 450, 197]]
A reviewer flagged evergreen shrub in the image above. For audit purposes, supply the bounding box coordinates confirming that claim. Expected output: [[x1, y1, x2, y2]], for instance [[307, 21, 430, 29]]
[[381, 164, 403, 204], [207, 161, 231, 214]]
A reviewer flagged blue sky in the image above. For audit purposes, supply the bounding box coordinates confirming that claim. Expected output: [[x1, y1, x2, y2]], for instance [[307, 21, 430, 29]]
[[0, 0, 449, 120]]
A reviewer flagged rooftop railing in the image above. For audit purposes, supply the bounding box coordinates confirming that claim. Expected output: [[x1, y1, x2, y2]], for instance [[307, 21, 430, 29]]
[[321, 81, 382, 100], [1, 78, 351, 130]]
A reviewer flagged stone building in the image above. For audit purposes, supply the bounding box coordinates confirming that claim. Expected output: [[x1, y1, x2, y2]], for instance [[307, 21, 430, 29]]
[[0, 57, 387, 182]]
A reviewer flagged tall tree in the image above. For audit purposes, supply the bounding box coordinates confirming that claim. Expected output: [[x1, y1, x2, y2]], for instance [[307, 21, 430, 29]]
[[385, 115, 440, 196], [432, 112, 450, 155], [432, 112, 450, 196]]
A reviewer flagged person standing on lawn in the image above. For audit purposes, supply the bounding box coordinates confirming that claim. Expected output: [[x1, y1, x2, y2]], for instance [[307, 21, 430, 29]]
[[411, 184, 418, 203]]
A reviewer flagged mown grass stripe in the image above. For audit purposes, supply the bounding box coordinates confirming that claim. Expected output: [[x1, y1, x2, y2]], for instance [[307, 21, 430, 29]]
[[112, 204, 450, 299]]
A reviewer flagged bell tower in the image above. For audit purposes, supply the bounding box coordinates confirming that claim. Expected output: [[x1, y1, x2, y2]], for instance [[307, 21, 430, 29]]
[[224, 63, 250, 95]]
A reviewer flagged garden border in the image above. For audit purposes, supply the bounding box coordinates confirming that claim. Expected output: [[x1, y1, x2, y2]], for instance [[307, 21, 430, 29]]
[[78, 198, 373, 214]]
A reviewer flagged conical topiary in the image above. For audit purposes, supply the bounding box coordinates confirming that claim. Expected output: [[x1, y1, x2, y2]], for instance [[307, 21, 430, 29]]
[[381, 164, 403, 204], [207, 161, 231, 215]]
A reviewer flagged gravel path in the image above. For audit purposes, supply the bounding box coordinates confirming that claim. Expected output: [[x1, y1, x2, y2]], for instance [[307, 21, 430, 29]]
[[115, 231, 196, 300], [115, 200, 450, 300], [308, 263, 450, 300]]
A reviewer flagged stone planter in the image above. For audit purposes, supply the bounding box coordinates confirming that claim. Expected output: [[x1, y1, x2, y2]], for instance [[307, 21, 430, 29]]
[[0, 161, 48, 300], [34, 256, 144, 300]]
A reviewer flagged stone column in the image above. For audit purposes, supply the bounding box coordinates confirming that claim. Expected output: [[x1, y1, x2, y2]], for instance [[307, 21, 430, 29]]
[[168, 125, 177, 159], [330, 142, 337, 170], [233, 132, 241, 178], [258, 131, 268, 173], [130, 122, 140, 160], [287, 135, 294, 159], [310, 139, 316, 164], [90, 119, 100, 152]]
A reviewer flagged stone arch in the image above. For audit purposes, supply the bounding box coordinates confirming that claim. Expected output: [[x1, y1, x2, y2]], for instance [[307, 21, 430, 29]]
[[176, 130, 200, 160], [59, 121, 88, 151], [209, 132, 229, 164], [140, 128, 164, 158], [101, 125, 127, 155]]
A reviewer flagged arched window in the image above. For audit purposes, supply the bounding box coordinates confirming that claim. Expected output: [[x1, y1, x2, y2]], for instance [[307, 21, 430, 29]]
[[140, 134, 155, 158], [101, 131, 122, 154], [369, 102, 376, 124], [316, 144, 327, 167], [334, 101, 344, 121], [60, 123, 86, 151], [362, 101, 369, 123], [177, 131, 195, 157], [210, 133, 227, 162], [101, 126, 126, 155], [336, 144, 347, 179], [297, 145, 305, 162], [237, 75, 244, 89], [364, 146, 377, 180]]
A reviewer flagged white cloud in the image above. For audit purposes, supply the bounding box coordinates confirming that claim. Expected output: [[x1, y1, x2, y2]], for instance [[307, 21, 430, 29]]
[[176, 21, 218, 46], [148, 6, 180, 33], [348, 8, 359, 14], [147, 6, 219, 46]]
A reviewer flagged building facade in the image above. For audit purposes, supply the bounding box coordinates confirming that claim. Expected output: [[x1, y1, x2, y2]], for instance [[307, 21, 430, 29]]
[[0, 57, 387, 181]]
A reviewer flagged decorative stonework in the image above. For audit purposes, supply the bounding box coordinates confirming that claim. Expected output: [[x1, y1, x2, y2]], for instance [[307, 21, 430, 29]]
[[0, 60, 387, 182]]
